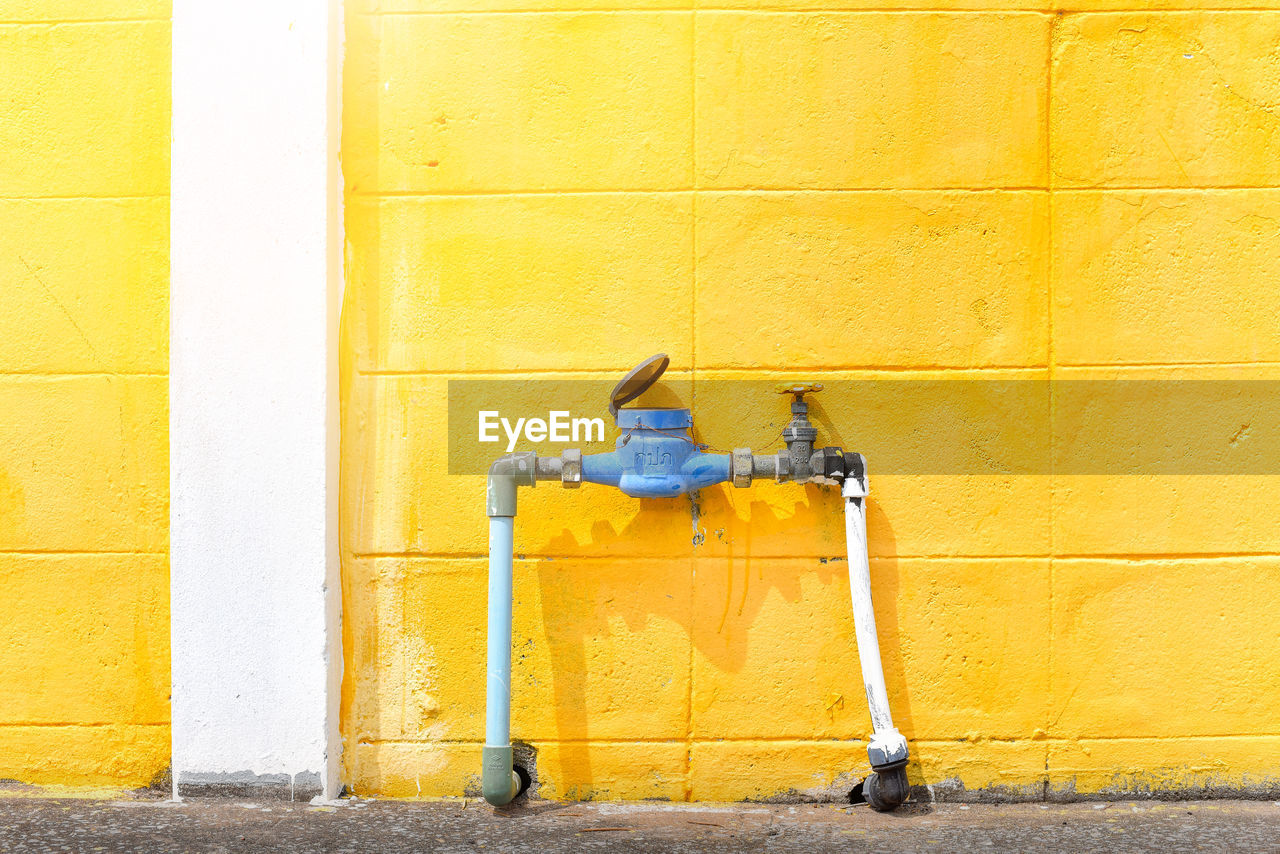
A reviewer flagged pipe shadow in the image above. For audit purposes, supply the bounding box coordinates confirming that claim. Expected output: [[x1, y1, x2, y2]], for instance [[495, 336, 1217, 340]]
[[528, 481, 918, 800]]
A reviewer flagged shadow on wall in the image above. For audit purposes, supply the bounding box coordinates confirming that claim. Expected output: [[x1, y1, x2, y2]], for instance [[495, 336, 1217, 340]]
[[532, 483, 915, 800]]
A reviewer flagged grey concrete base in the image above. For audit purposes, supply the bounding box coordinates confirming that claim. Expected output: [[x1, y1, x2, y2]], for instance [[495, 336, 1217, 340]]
[[175, 771, 323, 802], [2, 798, 1280, 853], [923, 778, 1280, 805]]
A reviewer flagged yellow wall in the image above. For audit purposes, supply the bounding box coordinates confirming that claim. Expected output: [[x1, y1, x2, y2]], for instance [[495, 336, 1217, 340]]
[[0, 1, 170, 790], [341, 4, 1280, 799]]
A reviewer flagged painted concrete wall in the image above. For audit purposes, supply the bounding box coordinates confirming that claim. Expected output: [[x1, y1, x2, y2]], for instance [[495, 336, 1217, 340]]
[[340, 2, 1280, 800], [170, 0, 342, 799], [1, 0, 1275, 803], [0, 1, 171, 789]]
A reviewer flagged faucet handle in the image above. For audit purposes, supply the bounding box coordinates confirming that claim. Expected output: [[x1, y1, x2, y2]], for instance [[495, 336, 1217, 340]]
[[775, 382, 823, 400]]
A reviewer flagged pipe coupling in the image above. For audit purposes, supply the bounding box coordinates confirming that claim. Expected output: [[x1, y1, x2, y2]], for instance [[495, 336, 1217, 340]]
[[561, 449, 582, 488], [775, 451, 792, 483], [731, 448, 753, 487], [867, 729, 909, 768]]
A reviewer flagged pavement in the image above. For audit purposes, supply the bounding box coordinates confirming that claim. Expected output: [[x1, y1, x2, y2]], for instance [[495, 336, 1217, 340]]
[[1, 796, 1278, 852]]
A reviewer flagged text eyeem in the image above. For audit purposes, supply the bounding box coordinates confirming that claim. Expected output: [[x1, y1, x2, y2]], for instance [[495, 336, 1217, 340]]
[[478, 410, 606, 453]]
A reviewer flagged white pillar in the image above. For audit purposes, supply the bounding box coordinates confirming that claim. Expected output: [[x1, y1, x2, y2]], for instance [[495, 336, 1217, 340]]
[[170, 1, 343, 800]]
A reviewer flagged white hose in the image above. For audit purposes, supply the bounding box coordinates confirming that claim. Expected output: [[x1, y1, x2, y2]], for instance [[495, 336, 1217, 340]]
[[843, 472, 909, 767]]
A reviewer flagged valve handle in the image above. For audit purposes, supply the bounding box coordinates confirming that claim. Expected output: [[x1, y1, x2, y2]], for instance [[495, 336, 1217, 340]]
[[775, 382, 823, 400]]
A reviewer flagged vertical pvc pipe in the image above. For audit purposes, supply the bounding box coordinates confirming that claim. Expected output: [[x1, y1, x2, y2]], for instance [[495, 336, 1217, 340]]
[[843, 475, 909, 768], [486, 516, 514, 746], [482, 514, 521, 805]]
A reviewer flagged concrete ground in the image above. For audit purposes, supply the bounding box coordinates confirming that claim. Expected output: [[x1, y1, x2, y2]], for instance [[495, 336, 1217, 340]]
[[1, 797, 1278, 853]]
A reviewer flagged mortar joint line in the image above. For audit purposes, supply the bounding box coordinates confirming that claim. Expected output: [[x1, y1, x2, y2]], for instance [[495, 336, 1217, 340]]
[[1046, 12, 1057, 796]]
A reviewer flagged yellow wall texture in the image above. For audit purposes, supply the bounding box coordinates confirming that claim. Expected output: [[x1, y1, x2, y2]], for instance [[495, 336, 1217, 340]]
[[0, 1, 170, 790], [340, 3, 1280, 800]]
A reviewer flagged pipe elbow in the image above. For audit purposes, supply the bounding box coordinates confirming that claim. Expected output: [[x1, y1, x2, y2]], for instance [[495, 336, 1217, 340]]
[[482, 775, 520, 807], [863, 763, 910, 812], [487, 452, 537, 517], [481, 745, 521, 806]]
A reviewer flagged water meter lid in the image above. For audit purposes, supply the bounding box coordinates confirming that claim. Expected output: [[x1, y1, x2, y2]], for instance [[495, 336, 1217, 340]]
[[609, 353, 669, 419]]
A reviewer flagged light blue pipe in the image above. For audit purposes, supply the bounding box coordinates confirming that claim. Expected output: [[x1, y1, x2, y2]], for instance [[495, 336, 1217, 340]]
[[479, 415, 731, 803], [482, 455, 534, 806], [486, 516, 515, 747], [483, 516, 520, 804]]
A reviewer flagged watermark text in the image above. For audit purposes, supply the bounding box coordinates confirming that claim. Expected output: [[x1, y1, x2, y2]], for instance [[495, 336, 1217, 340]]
[[478, 410, 606, 453]]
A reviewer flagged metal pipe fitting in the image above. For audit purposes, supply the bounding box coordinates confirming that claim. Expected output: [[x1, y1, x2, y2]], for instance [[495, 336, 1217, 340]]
[[778, 383, 821, 483], [745, 452, 791, 483], [731, 447, 754, 487], [534, 454, 561, 481], [774, 450, 792, 482], [863, 762, 910, 812], [560, 449, 582, 488]]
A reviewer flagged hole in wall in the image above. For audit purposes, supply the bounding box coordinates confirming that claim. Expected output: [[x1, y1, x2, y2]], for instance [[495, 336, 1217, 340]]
[[511, 741, 538, 802], [513, 764, 532, 800]]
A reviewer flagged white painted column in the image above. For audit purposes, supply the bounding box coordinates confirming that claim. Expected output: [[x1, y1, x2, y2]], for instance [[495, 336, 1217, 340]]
[[171, 1, 343, 800]]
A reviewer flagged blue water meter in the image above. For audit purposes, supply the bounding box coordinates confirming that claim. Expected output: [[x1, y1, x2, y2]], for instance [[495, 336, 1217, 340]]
[[576, 354, 730, 498]]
